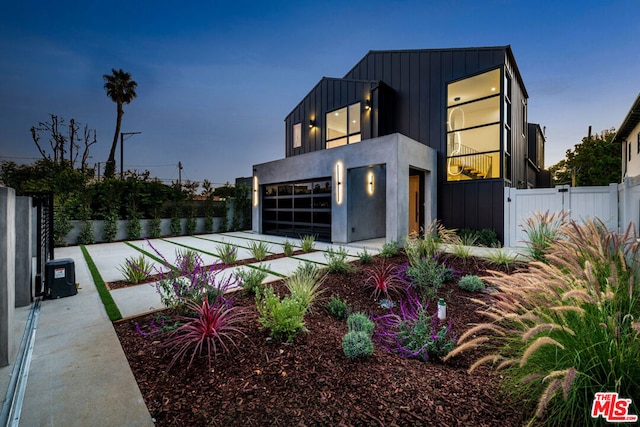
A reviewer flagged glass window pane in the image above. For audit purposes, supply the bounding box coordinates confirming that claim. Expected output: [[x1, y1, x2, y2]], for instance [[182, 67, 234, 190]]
[[447, 151, 500, 181], [348, 134, 361, 144], [326, 137, 348, 149], [348, 103, 360, 134], [448, 68, 500, 107], [278, 185, 292, 196], [313, 180, 331, 194], [293, 123, 301, 148], [447, 97, 500, 131], [294, 183, 312, 195], [326, 107, 347, 141], [447, 124, 500, 156]]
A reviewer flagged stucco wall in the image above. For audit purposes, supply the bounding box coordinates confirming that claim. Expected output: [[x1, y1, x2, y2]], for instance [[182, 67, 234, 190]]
[[252, 133, 437, 243]]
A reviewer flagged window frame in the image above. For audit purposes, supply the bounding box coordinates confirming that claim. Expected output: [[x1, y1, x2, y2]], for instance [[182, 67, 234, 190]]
[[292, 122, 302, 149], [325, 102, 361, 149]]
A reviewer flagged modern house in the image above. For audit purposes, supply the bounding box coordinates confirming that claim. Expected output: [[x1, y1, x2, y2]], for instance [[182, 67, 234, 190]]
[[614, 92, 640, 231], [252, 46, 546, 243]]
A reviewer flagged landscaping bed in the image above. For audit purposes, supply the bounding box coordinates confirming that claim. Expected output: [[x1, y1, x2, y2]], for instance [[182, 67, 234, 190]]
[[114, 253, 527, 426]]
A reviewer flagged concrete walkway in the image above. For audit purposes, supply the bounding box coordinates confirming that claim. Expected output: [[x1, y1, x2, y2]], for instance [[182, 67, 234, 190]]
[[1, 231, 524, 426]]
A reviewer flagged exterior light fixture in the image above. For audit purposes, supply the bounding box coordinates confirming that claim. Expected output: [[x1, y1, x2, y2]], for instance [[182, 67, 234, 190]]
[[367, 171, 374, 195], [309, 120, 316, 128], [365, 99, 371, 110], [454, 97, 461, 102], [252, 175, 259, 207], [335, 161, 344, 205], [437, 298, 447, 320]]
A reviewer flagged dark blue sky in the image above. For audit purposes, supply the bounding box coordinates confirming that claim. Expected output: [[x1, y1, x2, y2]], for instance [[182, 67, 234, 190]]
[[2, 0, 639, 187]]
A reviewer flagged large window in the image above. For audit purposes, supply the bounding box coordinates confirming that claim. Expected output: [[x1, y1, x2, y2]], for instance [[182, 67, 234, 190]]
[[326, 103, 361, 149], [447, 69, 501, 181]]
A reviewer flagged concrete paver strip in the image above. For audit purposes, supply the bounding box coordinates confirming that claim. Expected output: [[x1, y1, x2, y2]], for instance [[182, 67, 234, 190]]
[[85, 241, 162, 283]]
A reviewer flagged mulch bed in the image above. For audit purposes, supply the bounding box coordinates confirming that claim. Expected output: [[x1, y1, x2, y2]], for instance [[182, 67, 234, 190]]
[[107, 250, 310, 290], [114, 253, 530, 426]]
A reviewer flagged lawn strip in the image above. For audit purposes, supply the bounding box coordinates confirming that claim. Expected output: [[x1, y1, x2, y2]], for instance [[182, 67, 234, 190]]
[[159, 237, 235, 258], [124, 241, 178, 272], [193, 235, 276, 253], [80, 245, 122, 321]]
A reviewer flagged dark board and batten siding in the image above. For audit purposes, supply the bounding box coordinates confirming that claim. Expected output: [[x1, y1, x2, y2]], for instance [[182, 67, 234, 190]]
[[283, 46, 530, 242]]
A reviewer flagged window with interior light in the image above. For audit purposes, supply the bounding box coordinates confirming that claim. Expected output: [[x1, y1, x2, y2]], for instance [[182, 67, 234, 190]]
[[292, 123, 301, 148], [326, 103, 361, 149], [446, 68, 502, 181]]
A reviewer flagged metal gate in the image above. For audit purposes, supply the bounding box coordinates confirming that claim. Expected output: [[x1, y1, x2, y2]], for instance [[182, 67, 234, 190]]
[[504, 184, 619, 247], [26, 192, 54, 297]]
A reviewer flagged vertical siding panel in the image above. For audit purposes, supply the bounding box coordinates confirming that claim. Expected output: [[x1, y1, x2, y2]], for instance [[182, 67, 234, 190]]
[[409, 52, 420, 140], [419, 52, 430, 144]]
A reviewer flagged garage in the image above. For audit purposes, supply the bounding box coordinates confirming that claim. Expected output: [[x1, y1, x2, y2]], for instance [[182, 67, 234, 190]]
[[261, 177, 332, 241]]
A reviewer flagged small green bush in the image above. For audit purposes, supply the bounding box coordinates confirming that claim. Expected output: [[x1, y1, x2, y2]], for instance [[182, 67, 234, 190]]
[[282, 240, 295, 257], [458, 275, 485, 292], [148, 217, 162, 238], [127, 214, 142, 240], [256, 286, 307, 342], [405, 255, 452, 299], [102, 210, 118, 242], [170, 209, 182, 236], [300, 234, 316, 252], [324, 246, 355, 274], [326, 295, 350, 319], [347, 312, 375, 336], [77, 220, 95, 245], [379, 240, 400, 258], [342, 331, 374, 359], [248, 240, 270, 261], [358, 248, 374, 264], [286, 262, 324, 313], [235, 265, 269, 295], [459, 228, 499, 247]]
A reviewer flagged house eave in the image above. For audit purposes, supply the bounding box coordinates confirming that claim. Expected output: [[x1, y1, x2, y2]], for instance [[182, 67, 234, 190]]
[[613, 92, 640, 143]]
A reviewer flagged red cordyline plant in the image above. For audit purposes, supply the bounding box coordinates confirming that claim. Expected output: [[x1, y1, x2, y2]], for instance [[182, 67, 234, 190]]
[[364, 262, 404, 299], [164, 295, 249, 369]]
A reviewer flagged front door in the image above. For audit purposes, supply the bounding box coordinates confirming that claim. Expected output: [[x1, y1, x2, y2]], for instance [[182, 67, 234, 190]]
[[409, 175, 420, 234]]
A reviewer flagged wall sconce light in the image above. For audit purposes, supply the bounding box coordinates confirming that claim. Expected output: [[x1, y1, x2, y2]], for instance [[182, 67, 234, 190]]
[[335, 161, 343, 205], [367, 171, 374, 195], [252, 175, 258, 207], [365, 99, 371, 110], [309, 120, 316, 129]]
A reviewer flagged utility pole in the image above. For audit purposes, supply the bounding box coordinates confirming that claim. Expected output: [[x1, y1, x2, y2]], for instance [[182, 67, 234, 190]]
[[178, 161, 183, 187], [120, 131, 142, 179]]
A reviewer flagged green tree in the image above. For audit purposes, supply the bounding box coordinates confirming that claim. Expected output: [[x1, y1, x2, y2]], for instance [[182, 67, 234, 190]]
[[103, 68, 138, 178], [548, 128, 620, 186]]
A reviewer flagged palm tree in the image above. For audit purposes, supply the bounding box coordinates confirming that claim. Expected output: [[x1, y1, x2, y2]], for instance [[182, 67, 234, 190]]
[[103, 68, 137, 178]]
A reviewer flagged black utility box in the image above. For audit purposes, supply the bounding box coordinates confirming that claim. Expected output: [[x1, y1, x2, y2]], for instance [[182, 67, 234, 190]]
[[45, 258, 77, 298]]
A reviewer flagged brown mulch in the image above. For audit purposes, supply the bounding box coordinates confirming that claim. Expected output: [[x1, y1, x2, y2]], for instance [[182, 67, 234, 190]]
[[107, 250, 310, 290], [113, 254, 530, 426]]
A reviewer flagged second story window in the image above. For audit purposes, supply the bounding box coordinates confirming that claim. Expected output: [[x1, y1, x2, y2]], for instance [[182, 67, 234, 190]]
[[326, 102, 361, 149], [292, 123, 302, 148]]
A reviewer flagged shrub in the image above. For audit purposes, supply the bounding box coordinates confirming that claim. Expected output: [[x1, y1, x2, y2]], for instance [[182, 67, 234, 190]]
[[342, 331, 374, 359], [324, 246, 355, 274], [214, 242, 238, 265], [118, 255, 152, 284], [446, 218, 640, 425], [374, 293, 456, 361], [325, 295, 350, 319], [521, 210, 567, 262], [300, 234, 316, 252], [127, 213, 142, 240], [256, 286, 307, 342], [235, 265, 268, 295], [150, 241, 236, 310], [450, 239, 473, 260], [286, 262, 325, 312], [248, 240, 270, 261], [458, 275, 485, 292], [358, 247, 374, 264], [346, 312, 375, 336], [170, 208, 182, 236], [164, 296, 249, 369], [148, 217, 162, 239], [282, 240, 294, 257], [77, 220, 95, 245], [102, 210, 118, 242], [379, 240, 400, 258], [185, 207, 197, 235], [364, 262, 402, 300], [404, 255, 453, 300], [459, 228, 500, 247], [53, 204, 73, 247], [486, 248, 519, 271]]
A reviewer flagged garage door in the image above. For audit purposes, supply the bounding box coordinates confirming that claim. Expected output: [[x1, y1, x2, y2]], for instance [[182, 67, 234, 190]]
[[262, 178, 332, 241]]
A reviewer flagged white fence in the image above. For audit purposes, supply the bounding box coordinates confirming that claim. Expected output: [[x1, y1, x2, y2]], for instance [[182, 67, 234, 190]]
[[504, 184, 619, 247]]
